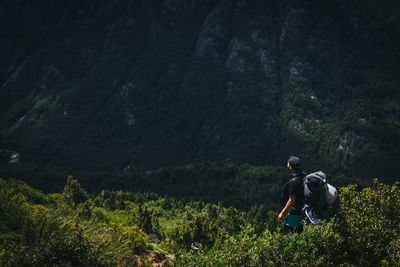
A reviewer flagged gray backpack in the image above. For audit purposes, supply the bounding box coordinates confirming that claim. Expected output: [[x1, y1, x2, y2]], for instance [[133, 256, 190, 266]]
[[303, 171, 338, 224]]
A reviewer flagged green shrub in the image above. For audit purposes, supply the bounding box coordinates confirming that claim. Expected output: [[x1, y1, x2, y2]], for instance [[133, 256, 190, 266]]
[[336, 180, 400, 265], [62, 176, 89, 207], [1, 176, 399, 266]]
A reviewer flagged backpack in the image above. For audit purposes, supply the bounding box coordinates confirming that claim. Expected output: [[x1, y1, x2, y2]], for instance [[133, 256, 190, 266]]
[[303, 171, 338, 224]]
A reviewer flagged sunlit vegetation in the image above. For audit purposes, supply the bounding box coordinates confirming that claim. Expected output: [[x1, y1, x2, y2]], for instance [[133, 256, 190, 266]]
[[0, 176, 399, 266]]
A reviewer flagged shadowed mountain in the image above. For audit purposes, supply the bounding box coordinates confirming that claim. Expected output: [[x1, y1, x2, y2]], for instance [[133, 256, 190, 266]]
[[1, 0, 399, 181]]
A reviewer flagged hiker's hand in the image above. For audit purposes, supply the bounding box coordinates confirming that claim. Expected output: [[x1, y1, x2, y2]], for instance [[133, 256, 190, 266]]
[[278, 212, 284, 220]]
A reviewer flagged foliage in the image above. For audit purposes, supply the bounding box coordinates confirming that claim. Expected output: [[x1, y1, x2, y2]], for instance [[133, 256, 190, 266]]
[[334, 179, 400, 266], [0, 162, 287, 210], [0, 176, 399, 266], [62, 175, 89, 207]]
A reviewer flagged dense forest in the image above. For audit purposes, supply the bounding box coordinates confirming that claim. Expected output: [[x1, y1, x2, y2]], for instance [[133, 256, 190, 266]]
[[1, 0, 400, 181], [1, 176, 399, 266], [0, 162, 290, 210]]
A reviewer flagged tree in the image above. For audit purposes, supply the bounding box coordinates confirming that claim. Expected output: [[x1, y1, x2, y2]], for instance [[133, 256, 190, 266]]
[[62, 176, 89, 207]]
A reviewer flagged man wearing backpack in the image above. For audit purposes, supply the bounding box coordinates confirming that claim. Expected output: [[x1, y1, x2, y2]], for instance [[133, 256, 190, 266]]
[[278, 156, 305, 234]]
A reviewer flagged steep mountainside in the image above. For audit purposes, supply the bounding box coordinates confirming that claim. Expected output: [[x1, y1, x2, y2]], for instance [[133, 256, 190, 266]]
[[1, 0, 399, 180]]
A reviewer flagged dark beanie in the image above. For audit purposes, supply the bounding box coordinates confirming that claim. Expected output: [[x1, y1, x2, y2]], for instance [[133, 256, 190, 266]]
[[288, 156, 302, 170]]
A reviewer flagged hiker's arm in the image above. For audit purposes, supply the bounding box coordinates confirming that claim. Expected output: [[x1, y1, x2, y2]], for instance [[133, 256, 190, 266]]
[[278, 198, 295, 220]]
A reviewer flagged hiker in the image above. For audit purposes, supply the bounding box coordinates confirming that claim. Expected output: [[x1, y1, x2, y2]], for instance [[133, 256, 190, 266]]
[[278, 156, 305, 234]]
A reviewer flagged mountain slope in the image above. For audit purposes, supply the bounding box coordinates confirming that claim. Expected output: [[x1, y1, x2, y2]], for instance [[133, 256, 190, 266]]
[[1, 0, 399, 181]]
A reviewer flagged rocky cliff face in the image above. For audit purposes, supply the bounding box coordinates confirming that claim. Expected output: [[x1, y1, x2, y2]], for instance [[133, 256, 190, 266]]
[[1, 0, 399, 180]]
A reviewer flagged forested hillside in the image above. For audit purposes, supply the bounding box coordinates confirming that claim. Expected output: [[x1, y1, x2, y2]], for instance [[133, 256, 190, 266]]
[[1, 176, 399, 266], [1, 162, 290, 210], [1, 0, 399, 181], [1, 1, 399, 265]]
